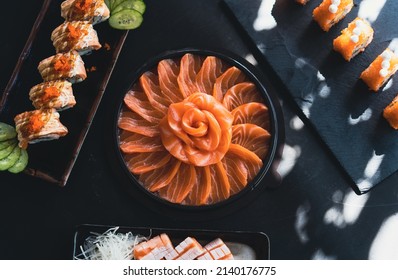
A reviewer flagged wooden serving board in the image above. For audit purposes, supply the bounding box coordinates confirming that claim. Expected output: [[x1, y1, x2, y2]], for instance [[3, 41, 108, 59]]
[[224, 0, 398, 193]]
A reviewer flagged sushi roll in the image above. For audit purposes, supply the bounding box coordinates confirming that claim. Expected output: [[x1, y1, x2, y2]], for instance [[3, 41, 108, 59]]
[[383, 94, 398, 129], [296, 0, 309, 5], [29, 80, 76, 111], [14, 109, 68, 149], [360, 48, 398, 91], [61, 0, 110, 24], [313, 0, 354, 32], [38, 50, 87, 83], [333, 17, 374, 61], [51, 21, 101, 55]]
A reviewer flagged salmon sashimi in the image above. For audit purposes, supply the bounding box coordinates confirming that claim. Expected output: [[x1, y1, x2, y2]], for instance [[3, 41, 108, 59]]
[[213, 66, 246, 102], [118, 110, 160, 137], [177, 53, 202, 97], [140, 71, 171, 114], [119, 133, 164, 154], [222, 82, 264, 111], [158, 59, 184, 103], [197, 238, 234, 260], [158, 163, 196, 203], [134, 233, 176, 260], [139, 158, 181, 192], [187, 166, 212, 206], [209, 161, 231, 204], [124, 90, 164, 123], [231, 102, 270, 130], [172, 237, 205, 260], [222, 153, 248, 196], [232, 124, 271, 159], [196, 56, 224, 95], [125, 151, 171, 174], [228, 143, 262, 181]]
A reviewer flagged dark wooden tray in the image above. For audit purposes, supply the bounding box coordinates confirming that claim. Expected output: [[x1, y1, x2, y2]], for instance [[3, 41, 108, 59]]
[[73, 224, 270, 260], [0, 0, 128, 186]]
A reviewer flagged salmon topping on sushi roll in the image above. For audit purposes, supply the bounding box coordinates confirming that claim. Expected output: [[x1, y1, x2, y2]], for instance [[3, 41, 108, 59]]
[[360, 48, 398, 92], [296, 0, 310, 5], [333, 17, 374, 61], [383, 95, 398, 130], [313, 0, 354, 32]]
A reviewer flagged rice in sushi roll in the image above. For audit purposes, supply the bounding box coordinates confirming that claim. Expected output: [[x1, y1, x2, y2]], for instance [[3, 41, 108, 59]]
[[313, 0, 354, 32], [360, 48, 398, 91], [333, 17, 374, 61]]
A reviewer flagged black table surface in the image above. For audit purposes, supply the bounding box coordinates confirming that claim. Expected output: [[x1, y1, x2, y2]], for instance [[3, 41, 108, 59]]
[[1, 0, 397, 260]]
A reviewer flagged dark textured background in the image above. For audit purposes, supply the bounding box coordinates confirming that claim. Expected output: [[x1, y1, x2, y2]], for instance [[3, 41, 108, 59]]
[[0, 0, 397, 260]]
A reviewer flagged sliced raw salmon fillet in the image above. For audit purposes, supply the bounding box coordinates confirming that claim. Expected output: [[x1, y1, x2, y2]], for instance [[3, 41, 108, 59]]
[[125, 151, 171, 174], [171, 237, 205, 260], [124, 90, 164, 123], [139, 157, 181, 192], [228, 143, 262, 181], [222, 82, 264, 111], [187, 166, 212, 206], [158, 163, 196, 203], [222, 153, 248, 196], [119, 132, 164, 154], [232, 124, 271, 159], [158, 59, 184, 103], [232, 102, 270, 130], [213, 66, 246, 102], [140, 71, 172, 114], [197, 238, 234, 260], [177, 53, 202, 97], [196, 56, 224, 95], [209, 161, 231, 203], [134, 233, 176, 260], [118, 109, 160, 137]]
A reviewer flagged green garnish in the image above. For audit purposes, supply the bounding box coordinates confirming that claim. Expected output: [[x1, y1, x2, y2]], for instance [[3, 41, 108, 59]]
[[106, 0, 146, 30]]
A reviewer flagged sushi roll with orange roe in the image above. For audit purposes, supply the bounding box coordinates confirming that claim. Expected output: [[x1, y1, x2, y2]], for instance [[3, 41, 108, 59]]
[[360, 48, 398, 91], [333, 17, 374, 61], [296, 0, 310, 5], [313, 0, 354, 32], [383, 95, 398, 129]]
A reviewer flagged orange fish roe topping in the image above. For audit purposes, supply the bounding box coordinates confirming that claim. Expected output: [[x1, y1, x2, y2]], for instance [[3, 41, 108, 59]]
[[24, 112, 46, 137], [42, 86, 61, 103], [53, 56, 72, 72], [67, 24, 88, 41], [74, 0, 93, 12]]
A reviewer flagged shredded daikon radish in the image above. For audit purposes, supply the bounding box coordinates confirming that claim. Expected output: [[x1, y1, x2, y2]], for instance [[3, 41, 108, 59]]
[[75, 227, 147, 260]]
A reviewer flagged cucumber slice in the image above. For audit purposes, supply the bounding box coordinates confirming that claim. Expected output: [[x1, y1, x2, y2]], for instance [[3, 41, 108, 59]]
[[0, 145, 21, 171], [8, 148, 28, 174], [111, 0, 126, 10], [113, 0, 146, 15], [0, 139, 17, 150], [0, 122, 17, 142], [109, 9, 143, 30], [0, 142, 17, 160], [105, 0, 111, 9]]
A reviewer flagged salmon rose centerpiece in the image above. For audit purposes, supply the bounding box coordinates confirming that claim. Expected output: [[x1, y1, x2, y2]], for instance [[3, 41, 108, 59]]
[[118, 53, 271, 205]]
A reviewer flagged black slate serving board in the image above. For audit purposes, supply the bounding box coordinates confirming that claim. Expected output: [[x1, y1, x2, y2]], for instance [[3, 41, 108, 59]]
[[224, 0, 398, 194]]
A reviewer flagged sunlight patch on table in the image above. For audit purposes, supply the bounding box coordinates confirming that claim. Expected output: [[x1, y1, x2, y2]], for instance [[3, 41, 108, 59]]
[[311, 249, 336, 260], [369, 213, 398, 259], [295, 203, 310, 244], [358, 0, 386, 23], [253, 0, 277, 31], [244, 53, 258, 66], [276, 144, 301, 178], [290, 115, 304, 130], [348, 108, 372, 125]]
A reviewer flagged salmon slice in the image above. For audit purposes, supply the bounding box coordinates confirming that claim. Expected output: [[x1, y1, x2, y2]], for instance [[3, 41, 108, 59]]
[[134, 233, 176, 260], [213, 66, 246, 102], [158, 163, 196, 203], [197, 238, 234, 260], [209, 161, 231, 203], [158, 59, 184, 103], [177, 53, 202, 97], [119, 133, 164, 154], [139, 157, 181, 192], [232, 124, 271, 159], [228, 144, 263, 181], [231, 102, 270, 130], [187, 166, 212, 206], [118, 109, 160, 137], [140, 71, 171, 114], [222, 153, 248, 196], [168, 237, 205, 260], [124, 90, 164, 123], [222, 82, 264, 111], [124, 151, 171, 174], [196, 56, 224, 95]]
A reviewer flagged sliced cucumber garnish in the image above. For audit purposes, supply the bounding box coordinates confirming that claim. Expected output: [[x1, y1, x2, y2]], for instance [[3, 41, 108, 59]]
[[0, 145, 21, 171], [113, 0, 146, 15], [8, 148, 28, 174], [0, 122, 17, 142], [0, 139, 17, 151], [109, 9, 143, 30], [0, 142, 17, 160]]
